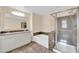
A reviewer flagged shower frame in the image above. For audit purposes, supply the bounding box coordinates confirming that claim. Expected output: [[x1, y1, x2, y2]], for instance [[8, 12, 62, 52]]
[[53, 7, 78, 53]]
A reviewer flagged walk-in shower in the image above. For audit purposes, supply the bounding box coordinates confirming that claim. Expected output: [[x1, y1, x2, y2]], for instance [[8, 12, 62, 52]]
[[53, 8, 77, 53]]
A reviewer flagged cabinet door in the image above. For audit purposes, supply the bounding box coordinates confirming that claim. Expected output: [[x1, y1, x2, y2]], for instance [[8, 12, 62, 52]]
[[1, 35, 18, 52], [1, 32, 32, 52], [0, 36, 2, 52], [15, 32, 32, 47]]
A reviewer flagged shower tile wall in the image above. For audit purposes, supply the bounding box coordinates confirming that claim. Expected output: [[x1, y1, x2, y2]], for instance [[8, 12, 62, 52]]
[[57, 15, 77, 47]]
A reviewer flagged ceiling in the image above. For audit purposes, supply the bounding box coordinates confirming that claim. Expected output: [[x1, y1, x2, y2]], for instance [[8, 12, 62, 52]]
[[25, 6, 77, 15]]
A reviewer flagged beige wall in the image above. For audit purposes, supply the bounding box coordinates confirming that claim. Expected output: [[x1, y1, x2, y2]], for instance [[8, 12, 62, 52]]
[[32, 13, 56, 33], [0, 7, 5, 31], [40, 14, 56, 32], [32, 13, 42, 33]]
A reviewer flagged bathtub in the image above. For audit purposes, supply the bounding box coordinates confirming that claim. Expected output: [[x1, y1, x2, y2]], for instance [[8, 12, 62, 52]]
[[33, 34, 76, 53], [33, 34, 49, 48]]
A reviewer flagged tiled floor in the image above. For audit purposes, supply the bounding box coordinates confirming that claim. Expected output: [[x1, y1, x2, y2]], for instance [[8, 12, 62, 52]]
[[9, 42, 53, 53]]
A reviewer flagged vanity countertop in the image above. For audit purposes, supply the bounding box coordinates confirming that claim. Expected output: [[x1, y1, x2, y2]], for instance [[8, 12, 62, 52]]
[[0, 29, 30, 36]]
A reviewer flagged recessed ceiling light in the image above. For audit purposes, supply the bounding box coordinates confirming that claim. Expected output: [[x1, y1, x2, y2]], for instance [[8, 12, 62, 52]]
[[11, 11, 25, 17]]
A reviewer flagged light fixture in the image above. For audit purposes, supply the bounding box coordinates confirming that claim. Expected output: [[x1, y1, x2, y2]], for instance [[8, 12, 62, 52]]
[[11, 11, 25, 17]]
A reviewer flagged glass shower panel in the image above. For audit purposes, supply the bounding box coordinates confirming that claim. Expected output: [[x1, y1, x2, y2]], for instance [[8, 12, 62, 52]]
[[56, 15, 77, 52]]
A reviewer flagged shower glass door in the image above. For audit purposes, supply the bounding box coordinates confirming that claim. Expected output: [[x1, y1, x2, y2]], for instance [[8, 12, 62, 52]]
[[55, 15, 77, 53]]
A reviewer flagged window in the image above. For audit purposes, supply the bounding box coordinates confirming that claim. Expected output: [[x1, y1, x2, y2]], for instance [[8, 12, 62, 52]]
[[62, 20, 67, 28]]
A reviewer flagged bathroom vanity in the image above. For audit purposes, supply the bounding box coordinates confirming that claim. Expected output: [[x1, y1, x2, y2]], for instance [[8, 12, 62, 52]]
[[0, 7, 32, 53], [0, 30, 32, 53]]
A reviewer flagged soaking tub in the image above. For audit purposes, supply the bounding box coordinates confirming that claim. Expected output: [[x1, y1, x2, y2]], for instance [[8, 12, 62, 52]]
[[33, 34, 49, 48]]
